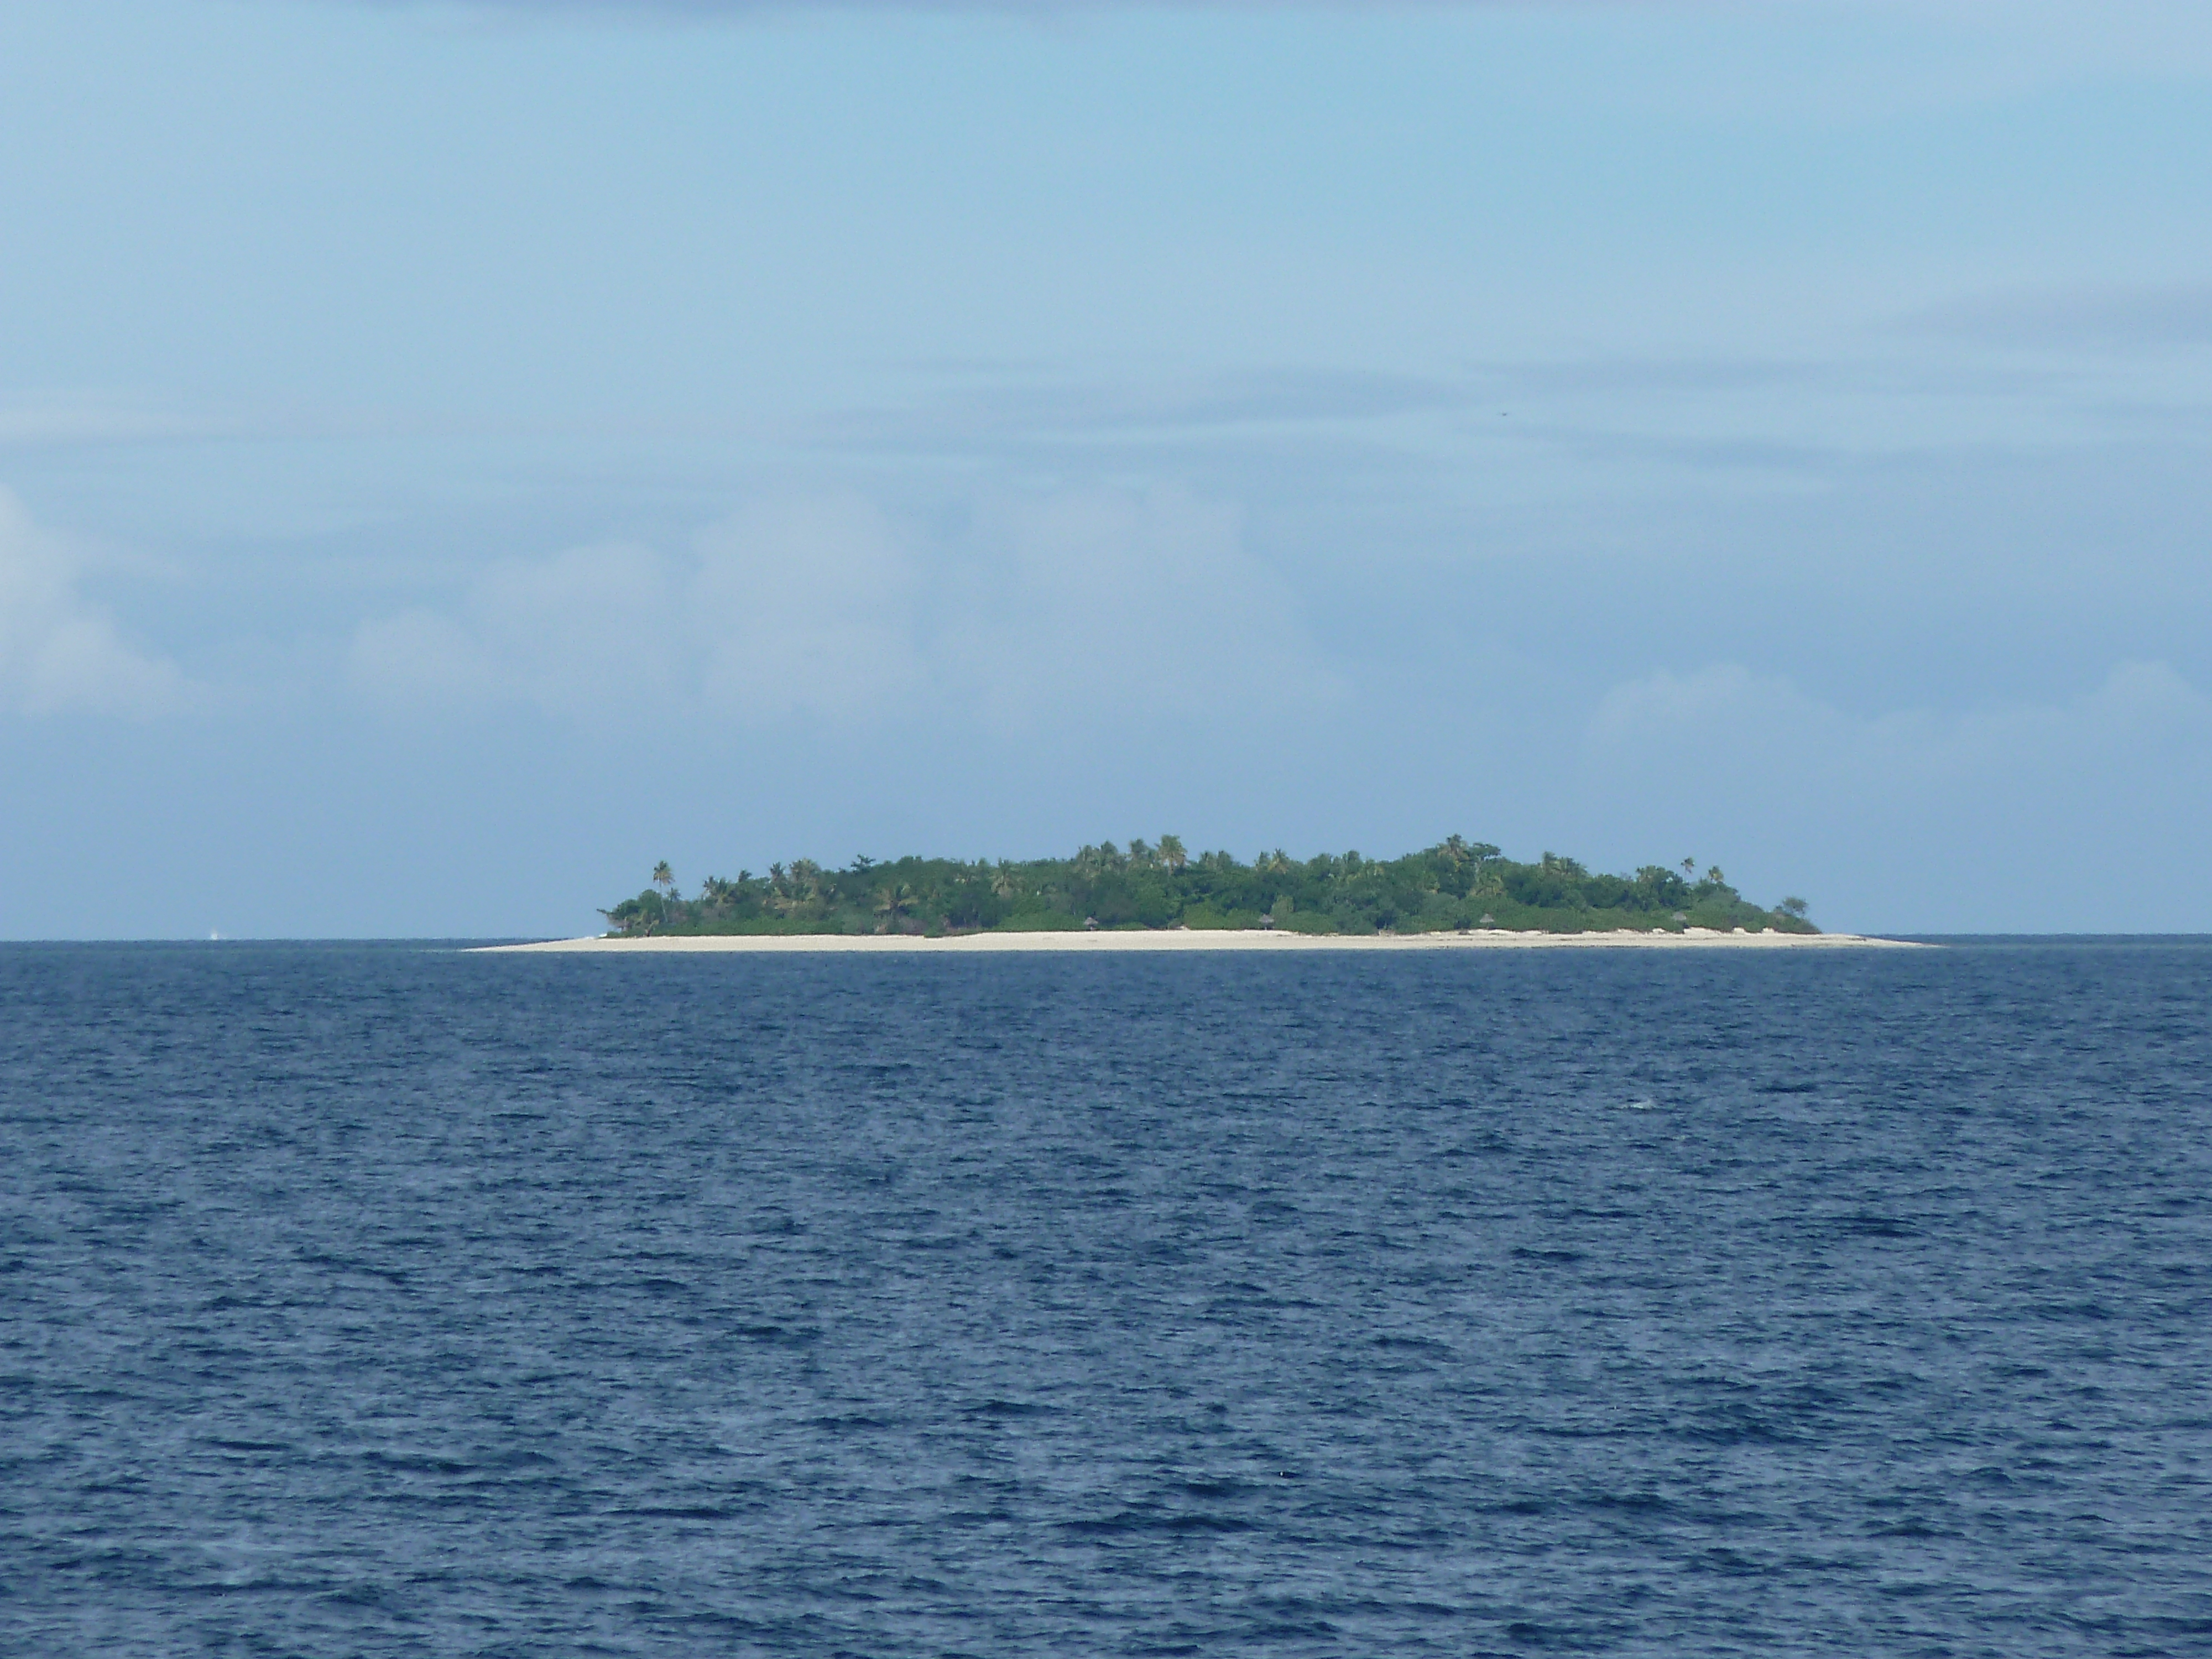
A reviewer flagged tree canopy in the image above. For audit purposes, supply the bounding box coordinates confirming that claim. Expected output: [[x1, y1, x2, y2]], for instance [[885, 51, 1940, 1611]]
[[601, 838, 1818, 938]]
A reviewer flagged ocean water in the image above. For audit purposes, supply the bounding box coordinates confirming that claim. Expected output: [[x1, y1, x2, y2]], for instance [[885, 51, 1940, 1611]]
[[3, 940, 2209, 1657]]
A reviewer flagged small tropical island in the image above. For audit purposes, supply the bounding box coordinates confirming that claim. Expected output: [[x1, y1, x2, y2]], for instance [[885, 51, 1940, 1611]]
[[598, 837, 1820, 940]]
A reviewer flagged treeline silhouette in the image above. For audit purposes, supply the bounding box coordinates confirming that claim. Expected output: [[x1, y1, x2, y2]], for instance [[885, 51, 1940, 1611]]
[[602, 837, 1816, 937]]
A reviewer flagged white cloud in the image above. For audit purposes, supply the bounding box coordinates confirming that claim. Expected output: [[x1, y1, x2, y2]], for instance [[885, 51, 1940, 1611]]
[[0, 488, 184, 716], [942, 486, 1343, 732], [348, 607, 502, 707], [348, 486, 1337, 731], [352, 540, 680, 721], [693, 497, 926, 722]]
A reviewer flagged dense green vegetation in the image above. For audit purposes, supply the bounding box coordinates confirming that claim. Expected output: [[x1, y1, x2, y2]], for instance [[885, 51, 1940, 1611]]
[[602, 838, 1817, 937]]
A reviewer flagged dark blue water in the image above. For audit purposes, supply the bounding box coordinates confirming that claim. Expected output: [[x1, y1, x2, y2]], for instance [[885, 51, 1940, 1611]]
[[4, 941, 2209, 1656]]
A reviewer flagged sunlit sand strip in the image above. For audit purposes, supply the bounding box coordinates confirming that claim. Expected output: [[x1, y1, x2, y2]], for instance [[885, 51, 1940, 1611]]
[[476, 928, 1926, 953]]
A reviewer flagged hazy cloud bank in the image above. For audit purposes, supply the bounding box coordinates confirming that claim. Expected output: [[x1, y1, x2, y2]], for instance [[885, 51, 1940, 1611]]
[[1905, 281, 2212, 351], [356, 1, 1569, 13], [0, 395, 238, 451], [1593, 658, 2212, 768], [1585, 659, 2212, 928], [349, 487, 1340, 731], [0, 489, 184, 717]]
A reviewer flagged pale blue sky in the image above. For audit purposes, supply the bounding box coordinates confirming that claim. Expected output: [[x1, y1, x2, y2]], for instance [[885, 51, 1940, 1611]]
[[4, 1, 2209, 936]]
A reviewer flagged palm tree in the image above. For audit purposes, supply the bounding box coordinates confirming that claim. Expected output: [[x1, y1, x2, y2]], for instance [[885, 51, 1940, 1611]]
[[991, 862, 1022, 900], [1159, 834, 1187, 874], [874, 883, 916, 931], [652, 861, 675, 898]]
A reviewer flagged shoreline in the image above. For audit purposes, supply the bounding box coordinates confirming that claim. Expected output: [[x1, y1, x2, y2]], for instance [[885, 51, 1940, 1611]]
[[475, 928, 1927, 954]]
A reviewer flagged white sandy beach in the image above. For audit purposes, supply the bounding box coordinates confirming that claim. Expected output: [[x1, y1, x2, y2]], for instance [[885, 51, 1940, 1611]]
[[477, 928, 1924, 954]]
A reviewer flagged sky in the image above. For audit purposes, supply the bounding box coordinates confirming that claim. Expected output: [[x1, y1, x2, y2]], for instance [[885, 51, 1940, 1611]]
[[3, 0, 2209, 937]]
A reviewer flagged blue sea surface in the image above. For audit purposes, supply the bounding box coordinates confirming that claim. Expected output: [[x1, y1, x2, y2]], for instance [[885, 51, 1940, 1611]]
[[3, 939, 2209, 1656]]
